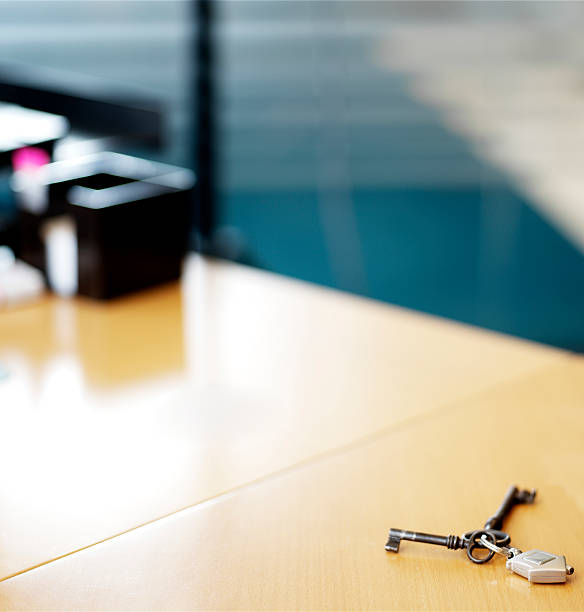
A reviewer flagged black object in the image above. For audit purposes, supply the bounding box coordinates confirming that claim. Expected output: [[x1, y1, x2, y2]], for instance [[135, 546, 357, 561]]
[[484, 485, 536, 531], [194, 0, 216, 242], [385, 485, 536, 565], [0, 103, 69, 168], [14, 152, 195, 299], [0, 211, 17, 252], [69, 154, 194, 299], [0, 63, 163, 150]]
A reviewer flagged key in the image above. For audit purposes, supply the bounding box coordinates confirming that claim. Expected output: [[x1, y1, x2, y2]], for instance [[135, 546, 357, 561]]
[[465, 485, 535, 563], [483, 485, 536, 531], [385, 529, 465, 553], [385, 485, 535, 563], [481, 534, 575, 583], [386, 528, 509, 563]]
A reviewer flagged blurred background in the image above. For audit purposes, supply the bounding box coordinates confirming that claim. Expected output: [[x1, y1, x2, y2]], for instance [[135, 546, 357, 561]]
[[0, 0, 583, 350]]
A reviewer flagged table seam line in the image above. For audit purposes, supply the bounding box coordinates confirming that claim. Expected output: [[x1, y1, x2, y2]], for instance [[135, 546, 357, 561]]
[[0, 355, 576, 584]]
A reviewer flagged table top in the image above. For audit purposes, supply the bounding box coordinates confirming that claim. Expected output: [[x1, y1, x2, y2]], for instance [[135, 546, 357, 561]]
[[0, 255, 582, 610]]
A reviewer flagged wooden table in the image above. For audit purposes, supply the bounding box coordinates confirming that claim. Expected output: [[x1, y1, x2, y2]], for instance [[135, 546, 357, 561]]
[[0, 255, 582, 610]]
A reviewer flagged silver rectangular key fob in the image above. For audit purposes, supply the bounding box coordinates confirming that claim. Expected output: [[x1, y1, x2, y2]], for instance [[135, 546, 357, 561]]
[[506, 550, 573, 583]]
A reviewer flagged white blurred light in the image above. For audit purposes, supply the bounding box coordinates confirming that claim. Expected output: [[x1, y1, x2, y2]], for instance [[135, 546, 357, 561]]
[[42, 216, 78, 298]]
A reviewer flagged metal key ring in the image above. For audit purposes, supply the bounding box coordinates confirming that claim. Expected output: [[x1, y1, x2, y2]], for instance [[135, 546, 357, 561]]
[[466, 530, 496, 564], [480, 534, 522, 559], [462, 529, 510, 548], [479, 534, 507, 556]]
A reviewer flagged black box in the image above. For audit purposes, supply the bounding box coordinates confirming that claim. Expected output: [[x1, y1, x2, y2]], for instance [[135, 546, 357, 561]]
[[65, 153, 195, 299], [14, 152, 195, 299]]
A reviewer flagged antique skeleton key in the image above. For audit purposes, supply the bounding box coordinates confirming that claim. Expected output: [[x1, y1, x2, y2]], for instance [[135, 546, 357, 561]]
[[385, 485, 534, 564], [385, 485, 574, 583]]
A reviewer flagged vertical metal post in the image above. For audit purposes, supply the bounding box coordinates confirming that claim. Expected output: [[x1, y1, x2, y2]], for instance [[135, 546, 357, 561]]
[[194, 0, 216, 244]]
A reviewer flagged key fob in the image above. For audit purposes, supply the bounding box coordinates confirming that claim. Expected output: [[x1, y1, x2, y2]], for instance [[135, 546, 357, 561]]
[[506, 550, 574, 583]]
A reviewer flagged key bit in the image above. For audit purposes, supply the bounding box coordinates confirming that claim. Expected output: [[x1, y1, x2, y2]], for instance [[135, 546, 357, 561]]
[[385, 529, 464, 553]]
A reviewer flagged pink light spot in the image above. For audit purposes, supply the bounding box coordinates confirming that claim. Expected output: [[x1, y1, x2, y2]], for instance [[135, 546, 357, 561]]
[[12, 147, 51, 171]]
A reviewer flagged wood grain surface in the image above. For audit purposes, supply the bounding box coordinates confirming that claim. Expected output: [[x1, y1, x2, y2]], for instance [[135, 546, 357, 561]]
[[1, 360, 582, 610], [0, 256, 581, 610]]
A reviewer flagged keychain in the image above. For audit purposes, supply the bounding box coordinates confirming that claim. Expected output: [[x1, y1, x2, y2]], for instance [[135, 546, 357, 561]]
[[385, 485, 575, 584], [479, 534, 574, 583]]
